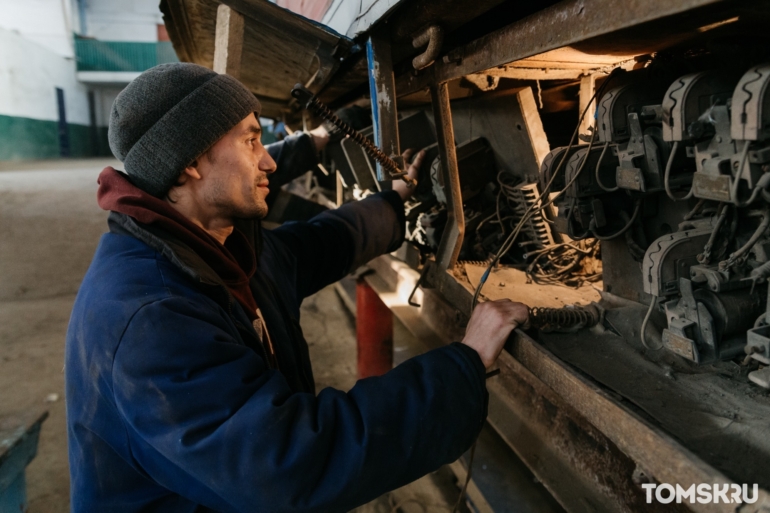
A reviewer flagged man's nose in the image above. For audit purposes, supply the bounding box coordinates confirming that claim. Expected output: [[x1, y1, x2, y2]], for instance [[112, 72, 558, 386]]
[[259, 149, 277, 175]]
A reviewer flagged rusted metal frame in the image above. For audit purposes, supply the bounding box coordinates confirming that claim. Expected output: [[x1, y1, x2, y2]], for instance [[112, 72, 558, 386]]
[[366, 32, 403, 181], [213, 4, 244, 78], [395, 0, 729, 98], [430, 83, 465, 271], [487, 351, 648, 511], [403, 261, 770, 511], [506, 331, 770, 512]]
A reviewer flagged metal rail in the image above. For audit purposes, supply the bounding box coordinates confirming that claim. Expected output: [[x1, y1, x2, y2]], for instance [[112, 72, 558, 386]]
[[396, 0, 739, 98]]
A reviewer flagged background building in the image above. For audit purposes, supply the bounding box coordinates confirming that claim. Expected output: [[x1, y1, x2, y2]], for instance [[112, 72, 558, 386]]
[[0, 0, 176, 160]]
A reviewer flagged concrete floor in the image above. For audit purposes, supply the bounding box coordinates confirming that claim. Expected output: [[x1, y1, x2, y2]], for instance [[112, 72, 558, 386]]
[[0, 159, 461, 512]]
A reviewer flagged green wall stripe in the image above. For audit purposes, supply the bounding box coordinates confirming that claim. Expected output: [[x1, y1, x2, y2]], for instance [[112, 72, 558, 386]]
[[0, 114, 111, 160]]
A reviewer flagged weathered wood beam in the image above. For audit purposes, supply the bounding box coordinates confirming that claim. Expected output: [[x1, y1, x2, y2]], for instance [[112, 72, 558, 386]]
[[578, 73, 597, 138], [213, 3, 244, 79]]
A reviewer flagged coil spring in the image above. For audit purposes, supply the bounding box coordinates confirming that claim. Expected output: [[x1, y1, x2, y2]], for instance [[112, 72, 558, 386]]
[[291, 84, 416, 186], [529, 306, 597, 329]]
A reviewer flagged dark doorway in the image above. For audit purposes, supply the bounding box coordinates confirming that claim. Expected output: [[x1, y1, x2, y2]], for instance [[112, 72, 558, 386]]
[[56, 87, 70, 157]]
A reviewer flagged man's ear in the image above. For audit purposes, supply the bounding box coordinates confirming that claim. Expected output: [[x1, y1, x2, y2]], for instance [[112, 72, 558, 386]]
[[182, 159, 203, 181]]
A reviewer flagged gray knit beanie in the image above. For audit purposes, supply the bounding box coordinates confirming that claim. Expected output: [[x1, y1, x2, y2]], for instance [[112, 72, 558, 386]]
[[108, 63, 262, 197]]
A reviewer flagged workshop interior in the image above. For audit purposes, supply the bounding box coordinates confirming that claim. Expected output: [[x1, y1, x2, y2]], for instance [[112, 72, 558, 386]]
[[3, 0, 770, 511], [154, 0, 770, 510]]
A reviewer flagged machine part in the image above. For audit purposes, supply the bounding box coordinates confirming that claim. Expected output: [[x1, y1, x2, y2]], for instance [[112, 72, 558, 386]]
[[720, 207, 770, 270], [564, 144, 619, 198], [614, 112, 668, 193], [748, 366, 770, 389], [430, 137, 495, 204], [514, 182, 555, 248], [689, 103, 759, 205], [731, 63, 770, 142], [473, 69, 620, 309], [663, 278, 762, 364], [529, 303, 602, 332], [524, 240, 601, 288], [340, 131, 380, 191], [340, 111, 438, 194], [539, 145, 583, 192], [746, 284, 770, 366], [290, 84, 416, 186], [591, 199, 640, 241], [411, 25, 443, 71], [596, 82, 668, 144], [642, 227, 714, 297], [662, 71, 738, 143]]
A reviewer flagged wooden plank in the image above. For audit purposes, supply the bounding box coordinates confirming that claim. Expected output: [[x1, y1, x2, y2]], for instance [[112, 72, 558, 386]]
[[213, 3, 244, 78], [578, 73, 597, 139], [517, 87, 550, 173]]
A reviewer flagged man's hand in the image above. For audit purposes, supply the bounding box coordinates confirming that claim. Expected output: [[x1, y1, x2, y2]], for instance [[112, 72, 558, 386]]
[[392, 149, 426, 202], [308, 125, 330, 152], [461, 300, 530, 370]]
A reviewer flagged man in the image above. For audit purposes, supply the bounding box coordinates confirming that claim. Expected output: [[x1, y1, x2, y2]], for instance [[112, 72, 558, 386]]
[[65, 63, 528, 512]]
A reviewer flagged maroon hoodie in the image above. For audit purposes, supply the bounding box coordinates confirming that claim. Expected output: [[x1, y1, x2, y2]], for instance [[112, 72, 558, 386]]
[[96, 166, 261, 321]]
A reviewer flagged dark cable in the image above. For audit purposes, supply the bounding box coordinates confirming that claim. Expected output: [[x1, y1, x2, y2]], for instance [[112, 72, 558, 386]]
[[595, 141, 618, 192], [591, 199, 642, 240]]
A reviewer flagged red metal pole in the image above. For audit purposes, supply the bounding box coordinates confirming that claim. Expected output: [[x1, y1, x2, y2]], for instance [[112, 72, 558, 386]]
[[356, 278, 393, 378]]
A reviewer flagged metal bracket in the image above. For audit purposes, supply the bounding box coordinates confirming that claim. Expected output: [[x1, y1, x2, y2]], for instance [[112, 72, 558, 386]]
[[412, 25, 443, 71]]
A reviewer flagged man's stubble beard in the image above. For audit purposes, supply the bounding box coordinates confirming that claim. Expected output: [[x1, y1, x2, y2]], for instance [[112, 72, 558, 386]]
[[207, 176, 268, 221]]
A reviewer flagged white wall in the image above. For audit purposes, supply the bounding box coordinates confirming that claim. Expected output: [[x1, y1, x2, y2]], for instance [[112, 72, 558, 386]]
[[0, 27, 90, 125], [84, 0, 164, 42], [0, 0, 76, 58], [94, 87, 122, 127], [321, 0, 404, 38]]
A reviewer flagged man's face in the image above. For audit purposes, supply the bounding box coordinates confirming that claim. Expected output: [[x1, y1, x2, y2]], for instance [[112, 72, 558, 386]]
[[194, 113, 276, 220]]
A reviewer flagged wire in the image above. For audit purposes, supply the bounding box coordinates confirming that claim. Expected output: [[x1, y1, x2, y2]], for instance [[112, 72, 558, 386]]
[[640, 296, 662, 350], [451, 442, 477, 513], [590, 199, 642, 240], [525, 240, 601, 288], [663, 141, 694, 201], [471, 69, 621, 310], [699, 202, 728, 264], [730, 140, 751, 205], [683, 198, 706, 221], [595, 141, 618, 192], [720, 207, 770, 270]]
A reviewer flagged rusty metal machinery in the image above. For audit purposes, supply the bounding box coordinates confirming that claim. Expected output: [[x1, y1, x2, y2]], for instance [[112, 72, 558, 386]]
[[537, 62, 770, 386]]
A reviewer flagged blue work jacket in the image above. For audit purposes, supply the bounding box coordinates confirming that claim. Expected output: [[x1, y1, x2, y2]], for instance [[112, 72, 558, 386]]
[[65, 138, 488, 512]]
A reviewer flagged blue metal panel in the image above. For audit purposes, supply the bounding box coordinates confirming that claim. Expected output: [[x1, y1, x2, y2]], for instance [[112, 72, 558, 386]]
[[366, 38, 380, 151]]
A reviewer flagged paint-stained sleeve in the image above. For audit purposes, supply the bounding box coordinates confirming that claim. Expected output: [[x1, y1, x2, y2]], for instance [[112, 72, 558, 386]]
[[269, 190, 406, 299], [111, 296, 487, 513]]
